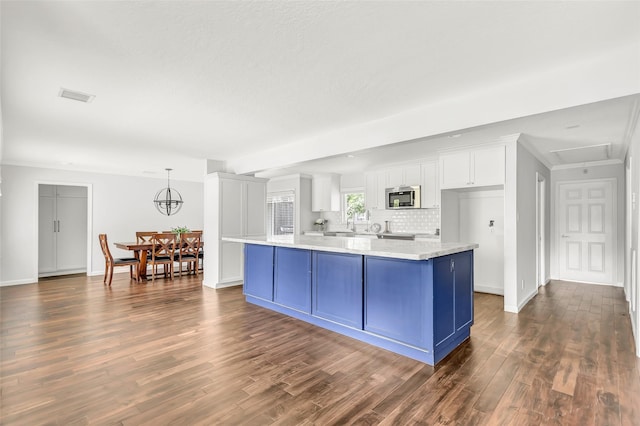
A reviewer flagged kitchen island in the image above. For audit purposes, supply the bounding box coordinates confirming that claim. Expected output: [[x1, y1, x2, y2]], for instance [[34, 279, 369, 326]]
[[222, 235, 478, 365]]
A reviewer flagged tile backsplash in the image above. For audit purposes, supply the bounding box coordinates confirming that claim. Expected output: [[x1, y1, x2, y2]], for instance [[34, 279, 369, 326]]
[[321, 209, 440, 234]]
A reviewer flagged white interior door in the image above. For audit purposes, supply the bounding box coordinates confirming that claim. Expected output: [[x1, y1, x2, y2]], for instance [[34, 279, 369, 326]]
[[557, 180, 615, 284]]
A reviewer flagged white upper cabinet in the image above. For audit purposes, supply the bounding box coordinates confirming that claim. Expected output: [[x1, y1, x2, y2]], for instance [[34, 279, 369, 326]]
[[312, 174, 340, 212], [420, 160, 440, 208], [440, 145, 505, 189], [365, 170, 390, 210], [473, 145, 506, 187], [387, 164, 421, 188]]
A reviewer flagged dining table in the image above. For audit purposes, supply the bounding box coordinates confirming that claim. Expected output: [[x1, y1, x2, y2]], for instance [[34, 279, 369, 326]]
[[114, 240, 204, 280], [114, 242, 153, 279]]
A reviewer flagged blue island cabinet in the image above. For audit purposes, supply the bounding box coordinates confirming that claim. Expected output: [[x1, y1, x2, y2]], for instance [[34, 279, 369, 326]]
[[243, 244, 274, 301], [364, 251, 474, 365], [241, 242, 474, 365], [312, 251, 363, 329], [273, 247, 312, 313]]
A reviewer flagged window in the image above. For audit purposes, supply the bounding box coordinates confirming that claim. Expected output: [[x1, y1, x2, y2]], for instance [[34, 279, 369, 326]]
[[342, 191, 366, 223], [267, 191, 295, 236]]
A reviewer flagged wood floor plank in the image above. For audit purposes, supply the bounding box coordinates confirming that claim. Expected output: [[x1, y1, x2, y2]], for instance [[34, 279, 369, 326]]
[[1, 276, 639, 425]]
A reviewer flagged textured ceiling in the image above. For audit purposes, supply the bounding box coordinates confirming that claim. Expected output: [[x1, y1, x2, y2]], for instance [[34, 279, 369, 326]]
[[1, 1, 639, 181]]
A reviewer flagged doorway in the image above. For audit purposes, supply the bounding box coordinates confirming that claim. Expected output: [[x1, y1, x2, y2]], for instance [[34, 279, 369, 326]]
[[536, 174, 546, 287], [556, 178, 617, 285], [38, 183, 91, 278]]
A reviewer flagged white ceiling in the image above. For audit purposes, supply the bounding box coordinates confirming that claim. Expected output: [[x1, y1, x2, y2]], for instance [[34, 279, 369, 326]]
[[1, 1, 639, 182]]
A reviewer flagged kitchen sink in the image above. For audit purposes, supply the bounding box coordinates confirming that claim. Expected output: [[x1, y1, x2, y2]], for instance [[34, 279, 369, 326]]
[[376, 233, 415, 241], [323, 231, 356, 237], [320, 231, 415, 240]]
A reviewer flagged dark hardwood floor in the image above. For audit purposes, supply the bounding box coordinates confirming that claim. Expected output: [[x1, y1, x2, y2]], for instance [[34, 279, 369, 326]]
[[1, 274, 639, 425]]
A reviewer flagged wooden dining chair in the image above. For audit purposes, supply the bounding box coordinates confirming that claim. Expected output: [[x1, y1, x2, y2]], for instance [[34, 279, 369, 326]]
[[136, 231, 157, 244], [176, 232, 202, 276], [192, 230, 204, 271], [99, 234, 140, 286], [148, 232, 177, 281]]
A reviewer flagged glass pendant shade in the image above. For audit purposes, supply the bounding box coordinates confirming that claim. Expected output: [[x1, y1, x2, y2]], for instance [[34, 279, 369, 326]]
[[154, 168, 183, 216]]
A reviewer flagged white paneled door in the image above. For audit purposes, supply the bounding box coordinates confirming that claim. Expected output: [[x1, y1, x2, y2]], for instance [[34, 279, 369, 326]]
[[557, 180, 615, 284]]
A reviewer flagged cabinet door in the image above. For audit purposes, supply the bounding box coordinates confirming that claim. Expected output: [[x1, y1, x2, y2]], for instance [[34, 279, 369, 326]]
[[403, 164, 422, 187], [375, 172, 388, 209], [38, 194, 57, 274], [220, 241, 243, 283], [56, 195, 88, 270], [454, 251, 474, 330], [364, 256, 429, 347], [387, 167, 404, 188], [364, 172, 378, 210], [421, 161, 439, 208], [433, 256, 455, 346], [312, 251, 363, 329], [245, 181, 266, 236], [244, 244, 274, 301], [220, 179, 243, 237], [274, 247, 311, 313], [439, 151, 471, 189], [312, 174, 340, 212], [472, 145, 505, 186]]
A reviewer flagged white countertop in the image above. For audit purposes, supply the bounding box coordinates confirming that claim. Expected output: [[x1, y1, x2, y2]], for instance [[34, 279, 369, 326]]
[[222, 235, 477, 261]]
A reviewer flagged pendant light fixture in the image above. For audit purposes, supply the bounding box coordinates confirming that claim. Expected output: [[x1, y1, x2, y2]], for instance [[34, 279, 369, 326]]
[[154, 168, 183, 216]]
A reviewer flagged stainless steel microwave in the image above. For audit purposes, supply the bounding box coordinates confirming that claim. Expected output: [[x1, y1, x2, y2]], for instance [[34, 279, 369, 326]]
[[385, 185, 421, 209]]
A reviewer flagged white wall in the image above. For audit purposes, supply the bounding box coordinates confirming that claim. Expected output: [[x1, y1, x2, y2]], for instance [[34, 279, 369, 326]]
[[459, 190, 505, 295], [0, 165, 204, 286], [624, 137, 639, 357], [550, 163, 625, 285], [508, 141, 551, 312]]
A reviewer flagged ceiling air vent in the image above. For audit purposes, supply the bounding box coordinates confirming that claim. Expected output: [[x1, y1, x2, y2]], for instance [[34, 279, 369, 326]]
[[58, 88, 95, 103]]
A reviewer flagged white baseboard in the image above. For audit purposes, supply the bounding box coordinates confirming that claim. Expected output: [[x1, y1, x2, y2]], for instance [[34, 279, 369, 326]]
[[504, 288, 538, 313], [0, 278, 37, 287], [202, 278, 242, 289], [215, 280, 242, 289], [518, 288, 538, 311], [474, 285, 504, 295]]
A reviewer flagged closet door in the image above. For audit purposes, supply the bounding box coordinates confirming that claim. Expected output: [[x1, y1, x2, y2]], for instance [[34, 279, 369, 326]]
[[55, 186, 87, 271], [38, 185, 57, 274], [38, 185, 87, 276]]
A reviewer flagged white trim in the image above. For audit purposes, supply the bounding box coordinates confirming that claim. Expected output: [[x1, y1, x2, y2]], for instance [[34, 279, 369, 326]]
[[474, 285, 504, 296], [551, 159, 623, 171], [536, 173, 546, 288], [34, 181, 94, 281], [517, 288, 539, 312], [0, 278, 37, 287]]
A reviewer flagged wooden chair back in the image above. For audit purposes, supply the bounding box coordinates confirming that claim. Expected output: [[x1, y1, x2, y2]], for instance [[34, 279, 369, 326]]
[[179, 232, 201, 257], [99, 233, 114, 264], [136, 231, 157, 244], [151, 232, 177, 259]]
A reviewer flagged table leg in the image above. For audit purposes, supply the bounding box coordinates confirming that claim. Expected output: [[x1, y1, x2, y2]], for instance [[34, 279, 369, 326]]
[[138, 249, 148, 280]]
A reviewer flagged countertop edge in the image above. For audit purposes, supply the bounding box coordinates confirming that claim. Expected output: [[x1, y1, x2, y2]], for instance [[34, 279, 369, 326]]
[[222, 236, 478, 261]]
